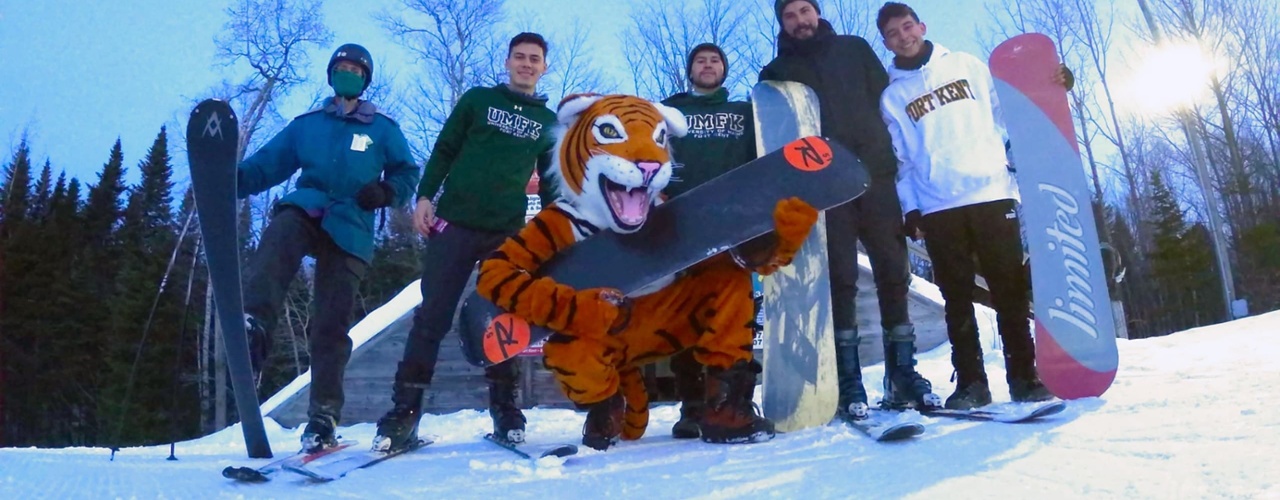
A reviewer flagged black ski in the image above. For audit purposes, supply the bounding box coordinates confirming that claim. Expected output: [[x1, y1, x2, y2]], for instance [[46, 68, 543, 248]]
[[283, 439, 433, 481], [483, 433, 578, 460], [920, 400, 1067, 423], [221, 439, 358, 482], [186, 98, 272, 458]]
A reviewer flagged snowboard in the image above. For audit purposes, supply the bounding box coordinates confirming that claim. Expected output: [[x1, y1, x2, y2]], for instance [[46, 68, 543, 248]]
[[222, 439, 358, 482], [754, 80, 840, 432], [483, 433, 579, 461], [920, 399, 1067, 423], [990, 34, 1119, 399], [283, 438, 433, 482], [186, 99, 273, 458], [456, 135, 871, 367]]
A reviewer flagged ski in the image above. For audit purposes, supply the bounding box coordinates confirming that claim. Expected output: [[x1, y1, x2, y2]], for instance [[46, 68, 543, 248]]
[[920, 400, 1067, 423], [186, 98, 272, 458], [283, 439, 432, 482], [483, 433, 578, 460], [838, 410, 925, 442], [221, 439, 358, 483]]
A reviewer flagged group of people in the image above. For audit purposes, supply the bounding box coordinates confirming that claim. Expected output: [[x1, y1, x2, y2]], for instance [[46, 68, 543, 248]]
[[233, 0, 1064, 454]]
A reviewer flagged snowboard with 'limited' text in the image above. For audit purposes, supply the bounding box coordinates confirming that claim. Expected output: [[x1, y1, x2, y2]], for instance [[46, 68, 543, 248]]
[[990, 33, 1119, 399]]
